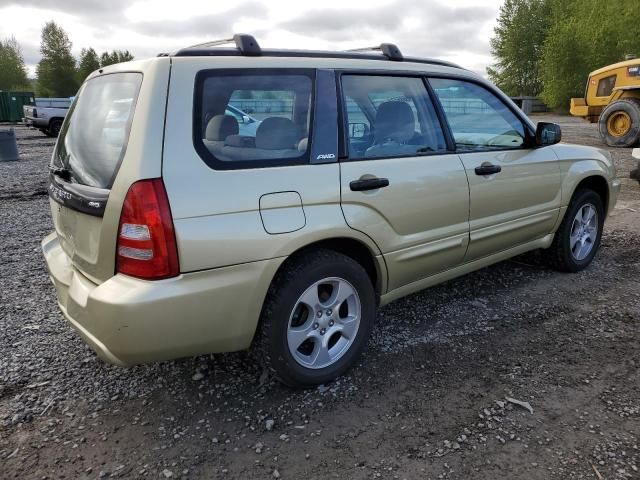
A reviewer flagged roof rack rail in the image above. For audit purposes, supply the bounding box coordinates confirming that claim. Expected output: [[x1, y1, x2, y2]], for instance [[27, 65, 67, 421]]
[[347, 43, 403, 61], [177, 34, 261, 56], [170, 35, 461, 69]]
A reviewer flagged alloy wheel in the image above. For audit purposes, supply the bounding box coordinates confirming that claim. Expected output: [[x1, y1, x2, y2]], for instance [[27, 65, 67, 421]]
[[569, 203, 598, 261], [287, 277, 361, 369]]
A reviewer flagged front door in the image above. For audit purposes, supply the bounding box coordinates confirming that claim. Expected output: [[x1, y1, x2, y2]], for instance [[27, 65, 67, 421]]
[[429, 78, 562, 261], [338, 74, 470, 292]]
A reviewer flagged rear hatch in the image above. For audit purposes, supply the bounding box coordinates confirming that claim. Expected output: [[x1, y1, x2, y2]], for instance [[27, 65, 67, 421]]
[[49, 70, 146, 283]]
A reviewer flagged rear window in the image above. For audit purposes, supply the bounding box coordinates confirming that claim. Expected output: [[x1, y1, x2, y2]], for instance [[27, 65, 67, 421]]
[[193, 70, 314, 170], [53, 72, 142, 189]]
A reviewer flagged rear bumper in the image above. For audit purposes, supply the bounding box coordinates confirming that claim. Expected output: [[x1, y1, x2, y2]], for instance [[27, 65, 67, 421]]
[[24, 117, 48, 128], [41, 232, 283, 366]]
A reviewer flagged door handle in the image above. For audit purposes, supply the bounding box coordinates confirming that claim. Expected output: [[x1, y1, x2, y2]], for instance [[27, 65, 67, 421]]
[[474, 163, 502, 176], [349, 177, 390, 191]]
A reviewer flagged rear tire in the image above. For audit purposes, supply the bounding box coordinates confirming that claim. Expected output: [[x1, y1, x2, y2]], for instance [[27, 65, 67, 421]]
[[547, 189, 604, 272], [257, 249, 376, 387], [598, 99, 640, 147]]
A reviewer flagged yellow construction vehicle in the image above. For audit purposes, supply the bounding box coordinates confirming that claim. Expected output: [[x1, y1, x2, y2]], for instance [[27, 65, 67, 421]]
[[570, 56, 640, 147]]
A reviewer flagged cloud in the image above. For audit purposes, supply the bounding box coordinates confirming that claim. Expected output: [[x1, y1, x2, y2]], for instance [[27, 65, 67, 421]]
[[1, 0, 129, 17], [278, 6, 406, 41], [278, 0, 495, 57], [0, 0, 501, 76], [130, 2, 269, 37]]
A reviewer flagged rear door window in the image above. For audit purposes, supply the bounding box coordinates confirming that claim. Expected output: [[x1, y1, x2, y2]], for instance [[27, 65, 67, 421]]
[[194, 70, 314, 169], [340, 75, 447, 160], [52, 72, 142, 189]]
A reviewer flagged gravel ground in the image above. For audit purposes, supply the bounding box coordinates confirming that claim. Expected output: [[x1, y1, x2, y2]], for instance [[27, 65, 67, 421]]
[[1, 117, 639, 480]]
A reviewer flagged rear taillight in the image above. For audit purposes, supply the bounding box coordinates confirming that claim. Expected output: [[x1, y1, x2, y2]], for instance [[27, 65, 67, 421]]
[[116, 178, 179, 280]]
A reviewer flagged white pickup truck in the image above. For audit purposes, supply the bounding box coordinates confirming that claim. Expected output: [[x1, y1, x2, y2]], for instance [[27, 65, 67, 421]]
[[23, 97, 72, 137]]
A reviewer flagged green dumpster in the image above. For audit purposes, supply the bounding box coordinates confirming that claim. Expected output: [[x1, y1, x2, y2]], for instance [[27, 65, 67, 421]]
[[0, 91, 35, 122]]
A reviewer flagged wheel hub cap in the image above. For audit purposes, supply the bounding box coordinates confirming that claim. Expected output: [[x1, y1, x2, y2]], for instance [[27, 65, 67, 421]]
[[607, 111, 631, 137], [287, 277, 361, 369], [569, 203, 598, 261]]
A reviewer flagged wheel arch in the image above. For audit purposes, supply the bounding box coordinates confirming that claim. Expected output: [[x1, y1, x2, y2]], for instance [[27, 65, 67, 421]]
[[573, 175, 609, 212], [275, 236, 386, 298], [557, 174, 610, 232]]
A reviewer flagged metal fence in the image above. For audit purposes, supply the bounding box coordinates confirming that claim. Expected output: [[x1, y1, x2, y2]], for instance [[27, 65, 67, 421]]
[[437, 98, 493, 115], [229, 99, 294, 115]]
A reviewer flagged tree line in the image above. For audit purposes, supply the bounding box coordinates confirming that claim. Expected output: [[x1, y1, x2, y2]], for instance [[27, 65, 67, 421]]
[[489, 0, 640, 110], [0, 21, 133, 97]]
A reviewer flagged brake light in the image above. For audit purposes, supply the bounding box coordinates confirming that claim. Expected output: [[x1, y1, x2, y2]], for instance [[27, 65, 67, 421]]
[[116, 178, 179, 280]]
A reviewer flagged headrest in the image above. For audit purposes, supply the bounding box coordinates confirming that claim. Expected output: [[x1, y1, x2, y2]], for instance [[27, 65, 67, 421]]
[[224, 134, 256, 148], [374, 101, 415, 144], [297, 138, 308, 152], [205, 114, 238, 141], [255, 117, 299, 150]]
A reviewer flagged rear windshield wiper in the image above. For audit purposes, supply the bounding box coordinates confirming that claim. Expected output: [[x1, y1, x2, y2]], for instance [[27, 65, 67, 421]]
[[49, 165, 72, 181]]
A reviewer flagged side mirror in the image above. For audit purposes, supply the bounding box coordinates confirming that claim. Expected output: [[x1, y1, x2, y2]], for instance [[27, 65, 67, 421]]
[[535, 122, 561, 146], [242, 115, 251, 124], [348, 122, 368, 139]]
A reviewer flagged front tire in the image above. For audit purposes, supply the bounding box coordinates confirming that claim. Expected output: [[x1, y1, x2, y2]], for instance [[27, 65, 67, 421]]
[[548, 189, 604, 272], [598, 99, 640, 147], [257, 249, 376, 387]]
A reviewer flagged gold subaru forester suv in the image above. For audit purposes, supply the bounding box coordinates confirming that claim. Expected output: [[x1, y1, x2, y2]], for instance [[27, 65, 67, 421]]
[[42, 35, 620, 387]]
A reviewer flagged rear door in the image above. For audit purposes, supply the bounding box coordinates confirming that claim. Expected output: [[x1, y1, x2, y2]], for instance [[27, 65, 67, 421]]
[[338, 74, 470, 291], [48, 59, 170, 282], [162, 60, 343, 274], [429, 78, 561, 261]]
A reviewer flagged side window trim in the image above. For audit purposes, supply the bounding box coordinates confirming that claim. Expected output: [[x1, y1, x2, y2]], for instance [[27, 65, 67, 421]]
[[427, 75, 536, 153], [336, 71, 450, 162], [422, 77, 456, 152], [192, 68, 316, 171], [310, 69, 338, 164]]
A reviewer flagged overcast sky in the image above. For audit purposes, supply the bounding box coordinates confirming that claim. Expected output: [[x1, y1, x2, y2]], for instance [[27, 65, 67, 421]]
[[0, 0, 502, 77]]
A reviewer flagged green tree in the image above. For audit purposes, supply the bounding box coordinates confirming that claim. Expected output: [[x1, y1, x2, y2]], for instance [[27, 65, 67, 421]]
[[76, 47, 100, 83], [0, 36, 29, 90], [540, 0, 640, 109], [100, 50, 134, 67], [487, 0, 550, 97], [36, 21, 78, 97]]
